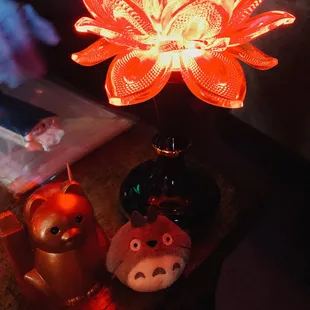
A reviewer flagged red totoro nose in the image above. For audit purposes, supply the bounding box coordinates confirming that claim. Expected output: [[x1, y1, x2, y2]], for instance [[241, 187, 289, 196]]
[[62, 228, 80, 242]]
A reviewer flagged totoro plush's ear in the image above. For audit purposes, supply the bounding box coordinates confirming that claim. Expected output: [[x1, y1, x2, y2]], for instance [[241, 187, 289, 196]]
[[62, 181, 85, 196], [147, 206, 158, 223], [24, 195, 46, 224], [131, 211, 146, 228]]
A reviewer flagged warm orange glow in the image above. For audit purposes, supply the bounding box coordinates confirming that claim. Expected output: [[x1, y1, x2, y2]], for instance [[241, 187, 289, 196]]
[[72, 0, 295, 108]]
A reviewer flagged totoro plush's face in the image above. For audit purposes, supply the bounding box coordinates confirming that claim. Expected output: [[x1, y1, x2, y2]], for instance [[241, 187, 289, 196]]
[[25, 180, 97, 254], [106, 208, 191, 292]]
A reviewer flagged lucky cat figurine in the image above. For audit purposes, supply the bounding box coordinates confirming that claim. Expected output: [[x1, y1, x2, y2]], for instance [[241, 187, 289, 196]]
[[106, 206, 191, 292], [0, 164, 109, 307]]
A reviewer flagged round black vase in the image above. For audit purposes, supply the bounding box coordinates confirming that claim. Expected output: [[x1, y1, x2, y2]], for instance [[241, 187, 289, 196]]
[[120, 135, 220, 237], [120, 73, 221, 237]]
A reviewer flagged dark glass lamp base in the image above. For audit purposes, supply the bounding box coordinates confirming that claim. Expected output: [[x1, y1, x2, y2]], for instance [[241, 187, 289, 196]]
[[120, 155, 221, 237]]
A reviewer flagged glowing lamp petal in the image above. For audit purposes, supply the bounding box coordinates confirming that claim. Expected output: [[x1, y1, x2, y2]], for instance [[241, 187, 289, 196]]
[[74, 17, 152, 50], [83, 0, 115, 21], [228, 0, 264, 28], [166, 0, 234, 39], [73, 0, 295, 109], [71, 39, 128, 67], [133, 0, 194, 32], [105, 50, 172, 105], [105, 0, 155, 35], [226, 43, 278, 70], [227, 11, 296, 46], [180, 52, 246, 108], [207, 37, 231, 52], [74, 17, 107, 35], [83, 0, 155, 35]]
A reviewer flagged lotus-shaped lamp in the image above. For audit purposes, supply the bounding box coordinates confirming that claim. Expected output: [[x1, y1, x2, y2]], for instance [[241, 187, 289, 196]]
[[72, 0, 295, 108]]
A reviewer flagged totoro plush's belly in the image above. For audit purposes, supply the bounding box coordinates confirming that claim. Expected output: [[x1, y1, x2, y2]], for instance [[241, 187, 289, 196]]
[[125, 255, 185, 292], [35, 239, 102, 299]]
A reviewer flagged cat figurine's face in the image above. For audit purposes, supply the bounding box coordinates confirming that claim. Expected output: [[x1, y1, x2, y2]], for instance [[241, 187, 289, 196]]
[[25, 180, 97, 254], [29, 194, 95, 253], [106, 207, 191, 292]]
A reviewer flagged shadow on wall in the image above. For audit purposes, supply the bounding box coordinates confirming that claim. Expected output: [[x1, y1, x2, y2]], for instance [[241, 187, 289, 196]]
[[233, 0, 310, 160]]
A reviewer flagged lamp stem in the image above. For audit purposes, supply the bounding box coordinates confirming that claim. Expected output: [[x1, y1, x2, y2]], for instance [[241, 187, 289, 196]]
[[152, 72, 193, 140]]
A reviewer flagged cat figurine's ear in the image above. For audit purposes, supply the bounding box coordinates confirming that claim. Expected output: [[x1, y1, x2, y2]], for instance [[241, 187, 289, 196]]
[[24, 195, 46, 224], [147, 206, 158, 224], [61, 163, 85, 196], [62, 182, 85, 196], [131, 211, 146, 228]]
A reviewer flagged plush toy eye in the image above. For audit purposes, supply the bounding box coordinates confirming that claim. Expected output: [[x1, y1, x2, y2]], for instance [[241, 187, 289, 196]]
[[130, 239, 141, 252], [76, 215, 83, 223], [163, 233, 173, 246], [50, 227, 60, 235]]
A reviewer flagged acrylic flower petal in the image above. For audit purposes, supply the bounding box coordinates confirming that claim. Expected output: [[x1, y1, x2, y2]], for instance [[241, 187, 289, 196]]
[[71, 38, 128, 67], [106, 50, 172, 106], [83, 0, 154, 35], [166, 0, 234, 39], [74, 17, 152, 50], [74, 17, 113, 35], [207, 37, 231, 52], [180, 51, 246, 108], [133, 0, 191, 32], [226, 43, 278, 70], [96, 0, 155, 35], [159, 0, 192, 30], [227, 11, 296, 46], [132, 0, 166, 21], [82, 0, 114, 21], [228, 0, 264, 28]]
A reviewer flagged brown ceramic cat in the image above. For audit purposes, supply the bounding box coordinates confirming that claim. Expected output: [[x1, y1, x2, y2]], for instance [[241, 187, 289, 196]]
[[106, 207, 191, 292], [21, 165, 109, 306]]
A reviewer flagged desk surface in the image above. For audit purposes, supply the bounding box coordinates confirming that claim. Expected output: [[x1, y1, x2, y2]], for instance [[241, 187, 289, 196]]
[[0, 117, 309, 310]]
